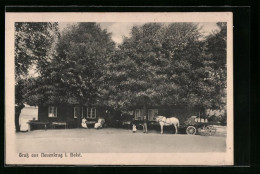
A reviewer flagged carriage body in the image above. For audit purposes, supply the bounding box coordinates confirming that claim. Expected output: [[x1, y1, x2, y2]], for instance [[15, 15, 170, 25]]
[[181, 116, 217, 136]]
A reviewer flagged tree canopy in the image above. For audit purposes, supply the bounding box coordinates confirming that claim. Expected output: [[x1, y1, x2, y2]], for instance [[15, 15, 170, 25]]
[[15, 22, 59, 107], [14, 22, 59, 131], [104, 22, 224, 113], [15, 22, 59, 80], [18, 22, 227, 121], [28, 23, 116, 106], [203, 22, 227, 110]]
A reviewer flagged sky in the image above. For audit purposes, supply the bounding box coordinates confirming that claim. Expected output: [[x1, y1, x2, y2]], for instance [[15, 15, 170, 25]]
[[59, 22, 220, 44]]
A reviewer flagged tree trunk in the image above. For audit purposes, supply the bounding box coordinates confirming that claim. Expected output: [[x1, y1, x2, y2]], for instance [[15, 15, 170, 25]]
[[15, 104, 24, 132]]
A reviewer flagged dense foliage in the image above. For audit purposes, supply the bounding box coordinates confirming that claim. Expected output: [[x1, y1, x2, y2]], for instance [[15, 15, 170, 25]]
[[104, 23, 227, 115], [16, 22, 227, 130], [26, 23, 115, 106], [15, 22, 59, 131]]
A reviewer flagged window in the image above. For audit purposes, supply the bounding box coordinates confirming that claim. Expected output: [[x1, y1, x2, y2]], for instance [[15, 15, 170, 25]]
[[48, 106, 57, 117], [86, 108, 96, 118], [135, 109, 142, 120], [74, 107, 82, 118], [148, 109, 158, 121]]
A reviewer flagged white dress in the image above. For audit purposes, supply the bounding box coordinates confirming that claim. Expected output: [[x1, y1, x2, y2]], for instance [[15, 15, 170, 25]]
[[132, 125, 137, 132], [81, 118, 88, 128], [94, 119, 105, 129]]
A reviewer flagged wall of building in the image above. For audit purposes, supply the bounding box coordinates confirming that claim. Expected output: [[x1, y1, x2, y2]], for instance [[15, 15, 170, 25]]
[[19, 105, 38, 131], [38, 105, 107, 127], [132, 106, 200, 123]]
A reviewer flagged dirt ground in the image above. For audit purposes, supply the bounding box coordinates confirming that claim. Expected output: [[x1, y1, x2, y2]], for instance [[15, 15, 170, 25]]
[[16, 127, 226, 153]]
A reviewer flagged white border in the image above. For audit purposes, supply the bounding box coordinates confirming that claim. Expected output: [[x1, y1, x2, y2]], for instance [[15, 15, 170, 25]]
[[5, 12, 233, 165]]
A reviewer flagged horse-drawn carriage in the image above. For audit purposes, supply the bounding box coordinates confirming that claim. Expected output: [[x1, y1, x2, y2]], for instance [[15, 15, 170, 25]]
[[156, 115, 217, 136], [115, 114, 217, 136], [181, 116, 217, 136]]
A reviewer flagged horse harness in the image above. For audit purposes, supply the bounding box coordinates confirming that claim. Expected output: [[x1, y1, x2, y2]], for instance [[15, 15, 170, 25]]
[[157, 117, 172, 125]]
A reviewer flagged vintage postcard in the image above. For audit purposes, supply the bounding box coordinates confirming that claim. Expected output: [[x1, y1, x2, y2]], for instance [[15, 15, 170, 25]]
[[5, 12, 233, 165]]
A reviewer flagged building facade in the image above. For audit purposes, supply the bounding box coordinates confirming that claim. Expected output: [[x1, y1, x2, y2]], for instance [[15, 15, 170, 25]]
[[38, 105, 107, 128]]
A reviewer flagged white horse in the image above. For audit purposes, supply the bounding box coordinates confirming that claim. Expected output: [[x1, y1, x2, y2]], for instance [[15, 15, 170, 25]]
[[155, 116, 179, 134]]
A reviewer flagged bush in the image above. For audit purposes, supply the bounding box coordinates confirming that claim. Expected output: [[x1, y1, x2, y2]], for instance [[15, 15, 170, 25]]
[[220, 115, 227, 126], [207, 115, 222, 123]]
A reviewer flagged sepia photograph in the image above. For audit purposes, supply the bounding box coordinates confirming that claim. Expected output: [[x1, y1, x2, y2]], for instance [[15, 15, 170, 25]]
[[5, 12, 233, 165]]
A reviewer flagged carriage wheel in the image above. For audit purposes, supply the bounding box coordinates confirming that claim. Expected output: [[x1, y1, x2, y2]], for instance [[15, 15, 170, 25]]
[[186, 126, 196, 135], [205, 125, 216, 136]]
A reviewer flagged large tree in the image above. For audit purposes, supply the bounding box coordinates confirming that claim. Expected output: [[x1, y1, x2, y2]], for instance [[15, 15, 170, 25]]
[[205, 22, 227, 109], [15, 22, 59, 132], [203, 22, 227, 123], [49, 23, 116, 106], [105, 22, 225, 120], [25, 23, 116, 114]]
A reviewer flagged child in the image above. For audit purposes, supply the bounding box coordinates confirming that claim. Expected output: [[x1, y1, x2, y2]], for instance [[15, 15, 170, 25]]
[[132, 124, 137, 133]]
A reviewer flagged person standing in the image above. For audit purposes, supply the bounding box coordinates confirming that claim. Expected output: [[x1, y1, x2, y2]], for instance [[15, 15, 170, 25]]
[[132, 124, 137, 133], [143, 115, 148, 133]]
